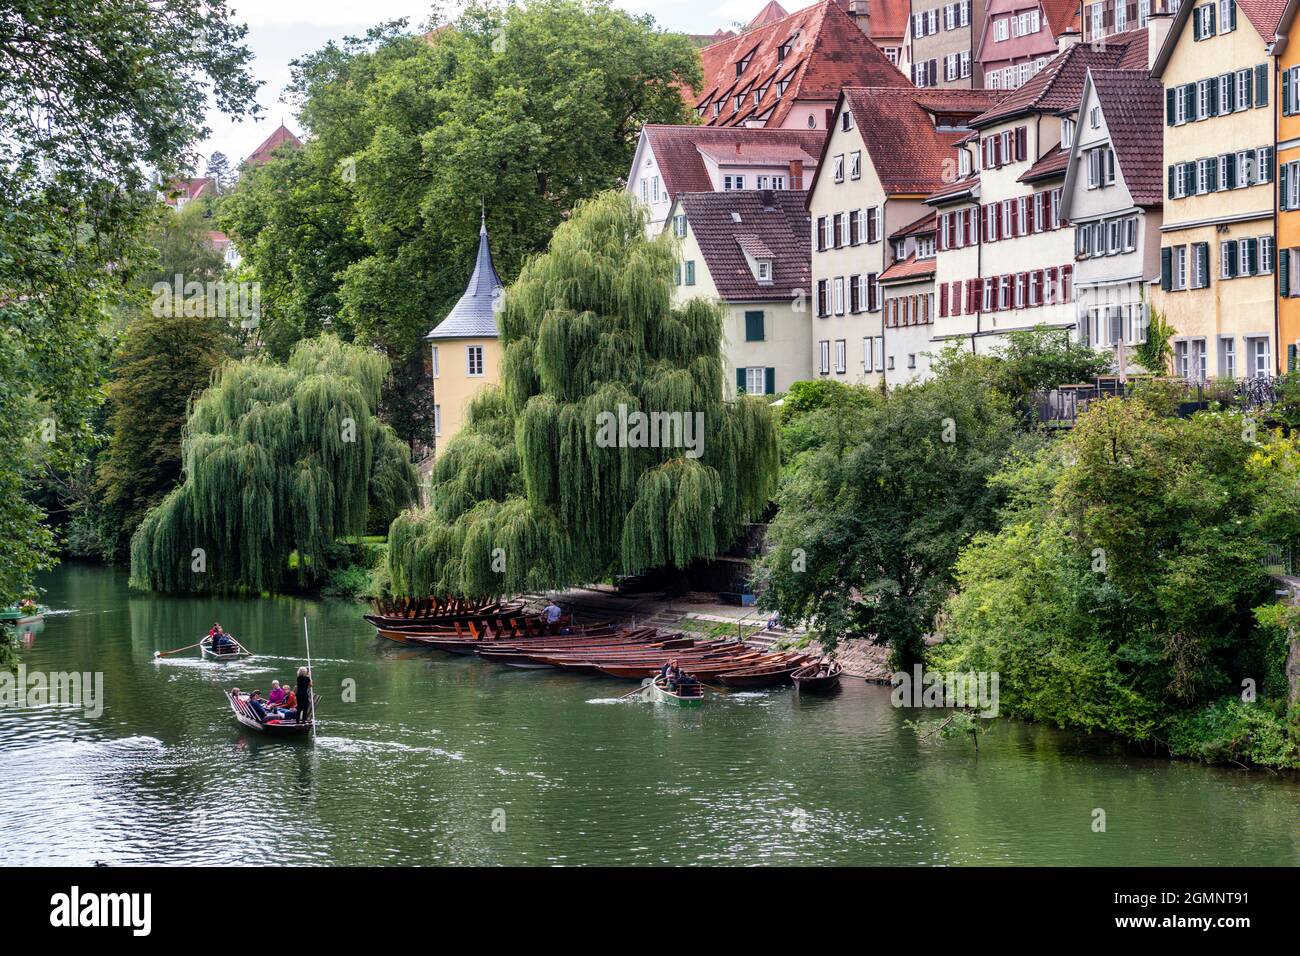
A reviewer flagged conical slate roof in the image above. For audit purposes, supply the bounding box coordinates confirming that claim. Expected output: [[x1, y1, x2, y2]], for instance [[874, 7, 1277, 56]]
[[426, 212, 503, 340]]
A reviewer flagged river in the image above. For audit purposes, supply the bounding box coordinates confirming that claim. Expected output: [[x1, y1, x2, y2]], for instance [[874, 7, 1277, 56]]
[[1, 562, 1297, 866]]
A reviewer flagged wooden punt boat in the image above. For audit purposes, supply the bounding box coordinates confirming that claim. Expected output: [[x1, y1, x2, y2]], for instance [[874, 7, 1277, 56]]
[[594, 651, 769, 680], [366, 598, 527, 627], [0, 603, 47, 626], [412, 628, 635, 656], [200, 636, 249, 661], [226, 690, 319, 737], [716, 659, 808, 689], [531, 645, 746, 675], [648, 677, 703, 708], [792, 661, 843, 692], [478, 633, 689, 668]]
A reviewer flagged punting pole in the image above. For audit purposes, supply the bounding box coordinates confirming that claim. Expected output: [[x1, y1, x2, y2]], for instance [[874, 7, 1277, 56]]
[[303, 615, 317, 741]]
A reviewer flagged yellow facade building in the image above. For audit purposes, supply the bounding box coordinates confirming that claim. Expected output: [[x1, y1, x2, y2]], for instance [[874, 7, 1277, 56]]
[[1152, 0, 1281, 380], [427, 214, 504, 458]]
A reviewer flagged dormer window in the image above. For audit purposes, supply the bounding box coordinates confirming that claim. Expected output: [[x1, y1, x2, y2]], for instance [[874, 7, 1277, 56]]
[[756, 260, 773, 282], [733, 94, 742, 112], [917, 236, 936, 259], [777, 41, 792, 61], [777, 78, 790, 97], [736, 49, 755, 75], [959, 150, 971, 176], [1061, 117, 1075, 150]]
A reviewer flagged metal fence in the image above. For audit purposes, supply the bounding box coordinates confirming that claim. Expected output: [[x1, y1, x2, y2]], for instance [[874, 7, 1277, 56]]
[[1026, 376, 1286, 427]]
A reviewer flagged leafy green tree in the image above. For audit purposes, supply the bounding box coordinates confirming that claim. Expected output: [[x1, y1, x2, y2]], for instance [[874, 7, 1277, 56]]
[[139, 201, 227, 291], [387, 191, 779, 597], [206, 152, 233, 193], [130, 336, 421, 593], [0, 0, 258, 659], [96, 310, 235, 561], [936, 399, 1300, 764], [220, 0, 700, 398], [988, 324, 1113, 397], [756, 357, 1033, 667]]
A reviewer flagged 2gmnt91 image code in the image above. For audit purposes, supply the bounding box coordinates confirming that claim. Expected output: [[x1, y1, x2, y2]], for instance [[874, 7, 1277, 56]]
[[1114, 892, 1249, 906]]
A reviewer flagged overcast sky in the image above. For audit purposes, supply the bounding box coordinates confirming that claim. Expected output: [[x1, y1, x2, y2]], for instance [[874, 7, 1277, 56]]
[[201, 0, 766, 171]]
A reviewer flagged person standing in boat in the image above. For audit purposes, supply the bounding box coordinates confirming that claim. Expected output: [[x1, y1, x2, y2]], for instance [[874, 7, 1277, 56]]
[[295, 666, 312, 724], [542, 599, 562, 634]]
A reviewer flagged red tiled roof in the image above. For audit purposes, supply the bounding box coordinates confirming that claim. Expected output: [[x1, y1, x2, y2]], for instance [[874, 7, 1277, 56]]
[[836, 87, 1003, 194], [246, 123, 302, 165], [924, 174, 980, 204], [1089, 68, 1164, 207], [695, 141, 821, 165], [678, 190, 810, 301], [643, 125, 826, 201], [1041, 0, 1083, 37], [1240, 0, 1288, 40], [1018, 148, 1069, 183], [750, 1, 789, 27], [736, 234, 778, 258], [879, 253, 936, 282], [890, 210, 936, 239], [163, 177, 214, 203], [971, 28, 1146, 128], [695, 0, 909, 128], [832, 0, 908, 41]]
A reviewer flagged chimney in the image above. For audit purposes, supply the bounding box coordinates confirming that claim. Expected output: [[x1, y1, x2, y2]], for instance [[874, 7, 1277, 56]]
[[761, 188, 777, 210], [1057, 27, 1082, 54], [788, 159, 804, 190], [1146, 11, 1174, 71], [847, 0, 872, 36]]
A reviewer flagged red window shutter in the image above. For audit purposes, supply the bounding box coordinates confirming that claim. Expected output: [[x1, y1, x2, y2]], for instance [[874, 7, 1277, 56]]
[[993, 202, 1001, 239], [1015, 127, 1027, 163], [939, 283, 949, 316]]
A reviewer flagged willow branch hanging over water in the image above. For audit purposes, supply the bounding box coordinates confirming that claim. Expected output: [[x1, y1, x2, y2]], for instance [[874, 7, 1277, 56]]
[[130, 335, 421, 593], [387, 190, 780, 598]]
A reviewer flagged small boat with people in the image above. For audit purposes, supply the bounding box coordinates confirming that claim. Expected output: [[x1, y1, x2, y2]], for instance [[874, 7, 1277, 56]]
[[792, 660, 843, 693], [0, 599, 47, 627], [200, 624, 248, 661], [648, 676, 704, 707], [226, 686, 319, 737]]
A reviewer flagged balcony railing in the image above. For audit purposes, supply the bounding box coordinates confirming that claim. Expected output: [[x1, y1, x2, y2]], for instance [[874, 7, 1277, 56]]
[[1026, 375, 1287, 427]]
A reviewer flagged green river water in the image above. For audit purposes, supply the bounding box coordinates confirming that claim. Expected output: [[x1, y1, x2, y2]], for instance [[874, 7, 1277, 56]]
[[2, 562, 1297, 866]]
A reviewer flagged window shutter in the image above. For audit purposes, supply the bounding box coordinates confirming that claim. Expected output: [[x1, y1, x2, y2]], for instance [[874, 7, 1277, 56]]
[[1256, 64, 1268, 107], [1208, 159, 1218, 192], [745, 310, 764, 341], [764, 368, 775, 395], [1286, 68, 1293, 117], [1283, 164, 1291, 210], [1166, 87, 1175, 124], [1199, 243, 1211, 284], [1208, 4, 1216, 33], [1208, 76, 1219, 116], [736, 367, 747, 393], [1247, 237, 1258, 274], [1168, 165, 1176, 198], [1226, 152, 1237, 190], [1015, 127, 1027, 162], [1224, 72, 1235, 109], [1225, 240, 1238, 276], [1291, 343, 1297, 371], [1282, 248, 1291, 297], [1161, 247, 1172, 291], [939, 283, 949, 316]]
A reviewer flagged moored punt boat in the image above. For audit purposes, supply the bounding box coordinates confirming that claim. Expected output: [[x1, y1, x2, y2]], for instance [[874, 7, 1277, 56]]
[[594, 651, 770, 680], [792, 661, 843, 693], [648, 677, 703, 708], [367, 597, 527, 626], [200, 636, 249, 661], [411, 628, 639, 656], [226, 690, 318, 737], [477, 632, 688, 668], [716, 658, 809, 689]]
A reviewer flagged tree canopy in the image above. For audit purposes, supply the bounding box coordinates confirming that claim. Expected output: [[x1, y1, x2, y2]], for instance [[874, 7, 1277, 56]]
[[220, 0, 700, 365], [0, 0, 258, 658], [130, 336, 420, 593], [387, 190, 780, 598]]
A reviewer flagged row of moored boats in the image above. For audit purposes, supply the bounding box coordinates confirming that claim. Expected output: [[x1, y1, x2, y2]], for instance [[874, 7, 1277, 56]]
[[364, 598, 843, 695]]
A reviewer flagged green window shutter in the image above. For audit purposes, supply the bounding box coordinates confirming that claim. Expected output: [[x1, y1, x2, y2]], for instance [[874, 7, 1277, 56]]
[[1166, 87, 1176, 124], [1243, 69, 1253, 106], [1227, 0, 1237, 31], [1208, 160, 1218, 192], [744, 310, 765, 341], [1283, 164, 1291, 210], [1289, 343, 1297, 370], [1285, 68, 1292, 117], [736, 367, 747, 393], [764, 367, 775, 395], [1226, 152, 1237, 189], [1282, 249, 1291, 298], [1161, 247, 1172, 291], [1168, 164, 1176, 198], [1256, 64, 1268, 107], [1225, 240, 1238, 277], [1224, 71, 1235, 108], [1247, 237, 1259, 275]]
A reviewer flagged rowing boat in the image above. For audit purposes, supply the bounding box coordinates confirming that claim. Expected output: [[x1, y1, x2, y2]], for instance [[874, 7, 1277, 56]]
[[226, 690, 318, 737], [0, 603, 47, 626], [200, 636, 248, 661], [716, 655, 810, 688], [648, 677, 703, 708], [792, 661, 843, 693]]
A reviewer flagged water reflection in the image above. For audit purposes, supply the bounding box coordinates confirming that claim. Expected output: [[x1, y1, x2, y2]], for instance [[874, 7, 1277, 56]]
[[0, 561, 1297, 866]]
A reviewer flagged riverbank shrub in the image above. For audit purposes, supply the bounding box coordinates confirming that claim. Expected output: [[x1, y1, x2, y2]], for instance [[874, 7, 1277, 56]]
[[935, 398, 1300, 767]]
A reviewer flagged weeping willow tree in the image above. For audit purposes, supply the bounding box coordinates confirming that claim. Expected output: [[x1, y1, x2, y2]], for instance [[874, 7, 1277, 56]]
[[388, 190, 779, 598], [130, 335, 421, 592]]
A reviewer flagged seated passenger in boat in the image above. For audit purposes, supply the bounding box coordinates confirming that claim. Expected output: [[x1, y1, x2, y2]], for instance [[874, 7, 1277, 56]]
[[675, 672, 701, 697], [247, 689, 270, 721], [210, 624, 236, 653], [659, 659, 683, 686], [267, 681, 287, 707]]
